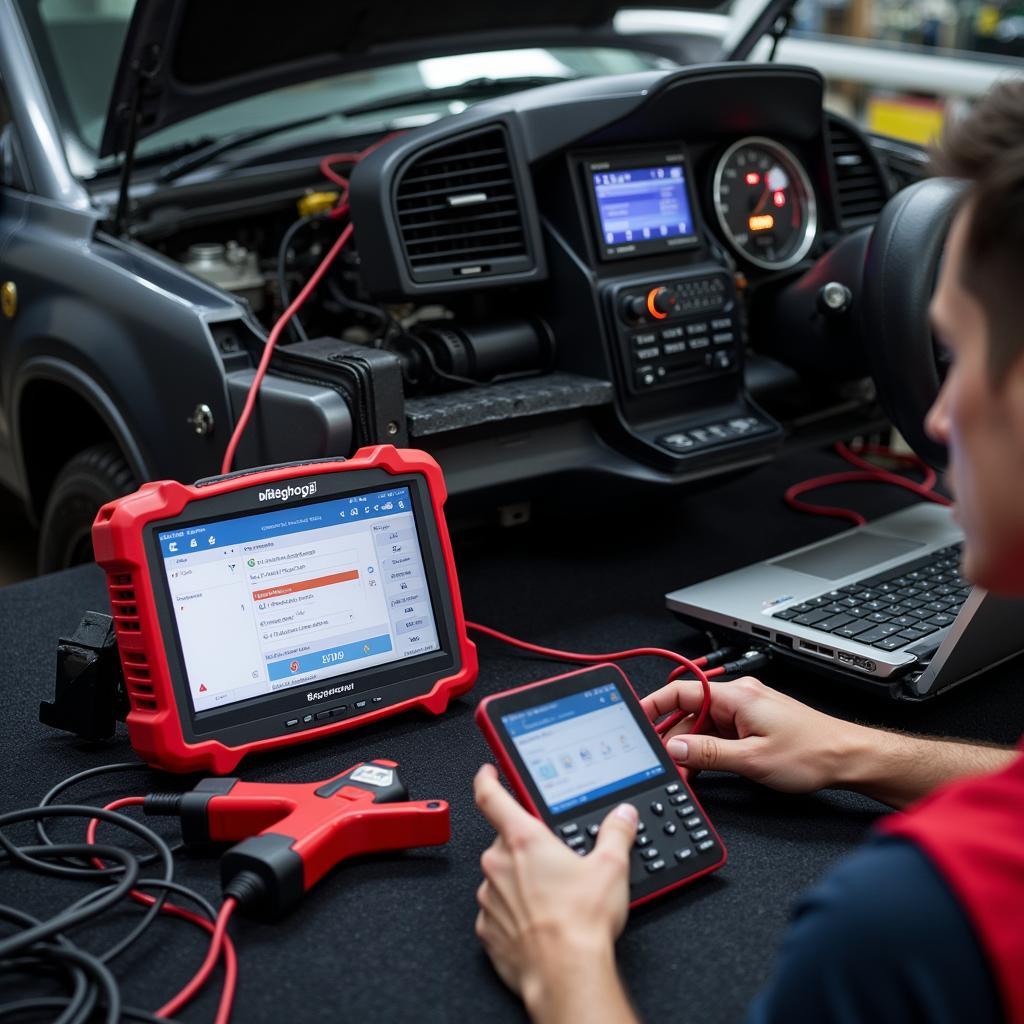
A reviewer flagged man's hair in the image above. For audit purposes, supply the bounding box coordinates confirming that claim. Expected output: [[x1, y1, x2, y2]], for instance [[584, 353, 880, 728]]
[[931, 78, 1024, 379]]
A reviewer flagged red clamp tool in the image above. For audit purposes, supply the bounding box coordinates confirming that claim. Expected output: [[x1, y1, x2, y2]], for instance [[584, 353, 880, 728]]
[[146, 759, 449, 918]]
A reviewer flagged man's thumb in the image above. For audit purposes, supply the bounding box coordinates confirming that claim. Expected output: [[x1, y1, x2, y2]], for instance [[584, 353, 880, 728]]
[[594, 802, 638, 856]]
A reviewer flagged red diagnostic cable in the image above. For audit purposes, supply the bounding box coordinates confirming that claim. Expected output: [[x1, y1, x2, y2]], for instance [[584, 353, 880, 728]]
[[222, 134, 402, 474], [221, 221, 353, 475], [784, 441, 951, 526], [464, 621, 719, 738], [87, 798, 238, 1024]]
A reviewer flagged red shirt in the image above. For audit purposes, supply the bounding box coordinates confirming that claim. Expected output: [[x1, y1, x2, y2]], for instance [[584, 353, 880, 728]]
[[882, 746, 1024, 1021]]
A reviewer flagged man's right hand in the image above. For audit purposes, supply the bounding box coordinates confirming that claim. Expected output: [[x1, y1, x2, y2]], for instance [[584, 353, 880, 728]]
[[641, 676, 1016, 808], [641, 676, 859, 794]]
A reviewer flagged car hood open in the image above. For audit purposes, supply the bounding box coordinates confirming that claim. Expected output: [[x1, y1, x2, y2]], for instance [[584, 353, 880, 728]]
[[98, 0, 724, 158]]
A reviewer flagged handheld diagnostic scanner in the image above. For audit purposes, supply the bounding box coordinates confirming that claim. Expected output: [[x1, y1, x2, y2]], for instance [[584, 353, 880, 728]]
[[92, 446, 477, 773], [476, 664, 726, 906]]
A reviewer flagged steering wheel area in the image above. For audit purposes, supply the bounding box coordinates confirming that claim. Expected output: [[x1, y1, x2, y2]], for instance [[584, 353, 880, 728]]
[[860, 177, 966, 470]]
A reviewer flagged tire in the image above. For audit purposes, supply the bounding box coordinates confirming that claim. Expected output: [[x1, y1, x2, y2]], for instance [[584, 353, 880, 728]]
[[37, 443, 137, 573]]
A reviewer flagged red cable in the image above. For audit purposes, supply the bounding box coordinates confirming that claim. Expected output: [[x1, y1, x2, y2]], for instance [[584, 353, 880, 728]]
[[464, 621, 713, 737], [157, 899, 237, 1023], [784, 442, 951, 526], [87, 798, 238, 1024], [221, 221, 354, 474], [319, 132, 403, 192]]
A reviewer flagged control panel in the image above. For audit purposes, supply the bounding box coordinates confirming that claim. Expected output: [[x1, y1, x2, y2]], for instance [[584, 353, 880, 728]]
[[605, 270, 741, 394]]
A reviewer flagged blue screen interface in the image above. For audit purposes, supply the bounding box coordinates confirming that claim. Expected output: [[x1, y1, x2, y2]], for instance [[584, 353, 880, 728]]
[[502, 683, 665, 815], [592, 165, 696, 248], [158, 486, 440, 713]]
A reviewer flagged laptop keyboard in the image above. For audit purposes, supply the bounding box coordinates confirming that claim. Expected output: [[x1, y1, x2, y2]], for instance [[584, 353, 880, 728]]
[[771, 543, 966, 652]]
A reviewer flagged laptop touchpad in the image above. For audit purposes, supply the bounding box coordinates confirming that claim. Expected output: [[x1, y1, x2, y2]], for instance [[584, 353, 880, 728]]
[[770, 532, 923, 580]]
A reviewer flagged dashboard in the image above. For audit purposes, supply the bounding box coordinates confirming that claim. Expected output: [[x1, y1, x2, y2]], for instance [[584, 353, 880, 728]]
[[346, 63, 889, 484]]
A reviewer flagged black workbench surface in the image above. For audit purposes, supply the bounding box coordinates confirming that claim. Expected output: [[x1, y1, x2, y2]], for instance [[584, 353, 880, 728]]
[[2, 447, 1021, 1023]]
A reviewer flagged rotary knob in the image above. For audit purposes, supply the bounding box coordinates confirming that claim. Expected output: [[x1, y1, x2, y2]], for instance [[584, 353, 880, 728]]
[[619, 294, 649, 324], [646, 286, 675, 320]]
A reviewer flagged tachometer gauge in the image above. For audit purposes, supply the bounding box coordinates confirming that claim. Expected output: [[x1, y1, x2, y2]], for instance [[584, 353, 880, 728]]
[[712, 137, 817, 271]]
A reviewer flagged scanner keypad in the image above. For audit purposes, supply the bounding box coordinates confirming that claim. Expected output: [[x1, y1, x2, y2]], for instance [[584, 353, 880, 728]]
[[553, 778, 721, 897]]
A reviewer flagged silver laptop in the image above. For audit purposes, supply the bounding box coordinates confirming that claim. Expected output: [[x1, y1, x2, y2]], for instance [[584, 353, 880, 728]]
[[666, 504, 1024, 699]]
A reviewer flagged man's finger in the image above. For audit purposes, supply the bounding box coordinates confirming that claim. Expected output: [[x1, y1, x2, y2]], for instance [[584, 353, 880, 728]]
[[640, 679, 708, 723], [593, 802, 639, 866], [474, 764, 542, 839], [666, 733, 759, 775]]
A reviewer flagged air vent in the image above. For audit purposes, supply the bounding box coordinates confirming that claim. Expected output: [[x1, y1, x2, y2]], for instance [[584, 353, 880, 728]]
[[826, 114, 891, 228], [105, 572, 159, 711], [394, 126, 532, 284]]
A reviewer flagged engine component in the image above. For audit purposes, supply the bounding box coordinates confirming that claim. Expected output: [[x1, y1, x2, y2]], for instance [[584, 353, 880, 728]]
[[398, 319, 554, 393], [183, 242, 265, 310]]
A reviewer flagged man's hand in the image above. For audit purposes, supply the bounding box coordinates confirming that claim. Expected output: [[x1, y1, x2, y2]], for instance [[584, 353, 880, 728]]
[[473, 764, 640, 1024], [642, 676, 1016, 808], [642, 676, 857, 794]]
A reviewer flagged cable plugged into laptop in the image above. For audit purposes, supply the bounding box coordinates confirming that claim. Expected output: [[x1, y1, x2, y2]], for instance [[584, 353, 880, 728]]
[[716, 647, 772, 677]]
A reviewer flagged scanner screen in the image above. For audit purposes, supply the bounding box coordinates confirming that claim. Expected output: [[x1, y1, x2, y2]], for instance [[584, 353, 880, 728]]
[[158, 486, 440, 714], [502, 683, 664, 815]]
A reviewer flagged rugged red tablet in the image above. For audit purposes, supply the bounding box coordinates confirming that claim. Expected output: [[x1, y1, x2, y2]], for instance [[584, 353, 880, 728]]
[[92, 445, 477, 773], [476, 664, 726, 906]]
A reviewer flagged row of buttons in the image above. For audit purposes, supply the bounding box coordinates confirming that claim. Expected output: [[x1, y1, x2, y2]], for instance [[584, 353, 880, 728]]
[[556, 781, 715, 875], [284, 695, 384, 728], [658, 415, 771, 453]]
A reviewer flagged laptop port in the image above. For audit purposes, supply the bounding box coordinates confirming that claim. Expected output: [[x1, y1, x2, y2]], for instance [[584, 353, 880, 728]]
[[817, 646, 833, 657], [752, 626, 770, 639], [775, 635, 792, 648], [837, 652, 853, 664], [798, 640, 818, 653]]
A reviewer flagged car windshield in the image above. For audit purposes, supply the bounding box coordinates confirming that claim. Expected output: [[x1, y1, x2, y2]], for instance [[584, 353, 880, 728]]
[[15, 0, 675, 179]]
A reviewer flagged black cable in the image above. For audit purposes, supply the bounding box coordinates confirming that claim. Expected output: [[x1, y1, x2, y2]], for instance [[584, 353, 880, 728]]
[[0, 806, 173, 961], [1, 788, 228, 1023], [325, 275, 390, 340], [277, 212, 329, 342], [34, 760, 183, 869], [0, 904, 94, 1024]]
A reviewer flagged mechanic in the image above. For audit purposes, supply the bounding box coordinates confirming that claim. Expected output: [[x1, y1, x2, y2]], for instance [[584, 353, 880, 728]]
[[473, 78, 1024, 1024]]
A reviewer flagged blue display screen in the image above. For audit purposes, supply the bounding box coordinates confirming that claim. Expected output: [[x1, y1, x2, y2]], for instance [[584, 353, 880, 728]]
[[591, 165, 696, 248], [156, 485, 441, 714], [502, 682, 664, 815]]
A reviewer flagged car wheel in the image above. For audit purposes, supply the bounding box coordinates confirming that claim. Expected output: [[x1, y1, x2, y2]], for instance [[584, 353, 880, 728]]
[[38, 443, 137, 573]]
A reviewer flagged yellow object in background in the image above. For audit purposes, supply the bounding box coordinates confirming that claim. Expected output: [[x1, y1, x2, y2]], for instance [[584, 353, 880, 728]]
[[975, 5, 1000, 37], [867, 95, 945, 146], [297, 191, 340, 217]]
